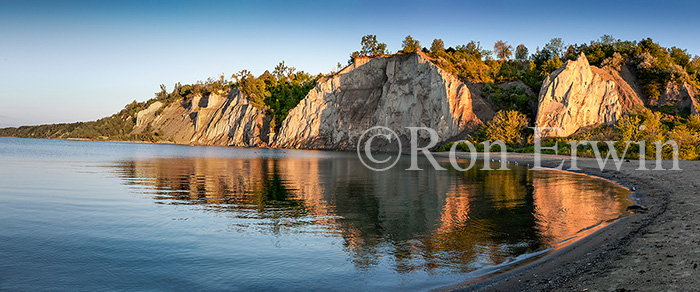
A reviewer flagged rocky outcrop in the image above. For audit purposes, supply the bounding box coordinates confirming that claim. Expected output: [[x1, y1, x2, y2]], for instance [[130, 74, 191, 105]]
[[657, 82, 700, 115], [535, 53, 645, 137], [131, 88, 270, 146], [134, 101, 164, 130], [272, 52, 494, 151]]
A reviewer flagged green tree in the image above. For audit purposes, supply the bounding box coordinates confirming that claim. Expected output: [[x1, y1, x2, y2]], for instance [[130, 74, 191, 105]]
[[401, 35, 421, 53], [481, 49, 494, 61], [430, 38, 445, 53], [541, 56, 564, 76], [348, 51, 361, 64], [349, 34, 388, 63], [361, 34, 387, 56], [273, 61, 296, 82], [599, 34, 617, 46], [493, 40, 513, 61], [670, 46, 691, 68], [456, 41, 482, 57], [564, 45, 579, 61], [639, 38, 671, 70], [155, 84, 167, 99], [690, 56, 700, 87], [544, 37, 565, 58], [236, 70, 269, 109], [515, 44, 528, 61]]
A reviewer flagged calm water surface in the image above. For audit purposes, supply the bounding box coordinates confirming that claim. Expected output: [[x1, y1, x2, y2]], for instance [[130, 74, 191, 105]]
[[0, 138, 631, 291]]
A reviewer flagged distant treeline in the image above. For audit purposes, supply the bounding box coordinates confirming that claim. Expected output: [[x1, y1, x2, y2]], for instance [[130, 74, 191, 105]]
[[0, 101, 156, 141]]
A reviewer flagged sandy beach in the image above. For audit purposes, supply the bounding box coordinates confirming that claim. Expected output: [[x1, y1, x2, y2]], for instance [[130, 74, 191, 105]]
[[431, 152, 700, 291]]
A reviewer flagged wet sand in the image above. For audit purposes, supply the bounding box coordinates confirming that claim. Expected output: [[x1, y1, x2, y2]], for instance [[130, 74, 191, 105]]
[[433, 152, 700, 292]]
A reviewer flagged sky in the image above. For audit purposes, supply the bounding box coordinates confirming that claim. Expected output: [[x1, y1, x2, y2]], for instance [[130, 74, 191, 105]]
[[1, 0, 699, 127]]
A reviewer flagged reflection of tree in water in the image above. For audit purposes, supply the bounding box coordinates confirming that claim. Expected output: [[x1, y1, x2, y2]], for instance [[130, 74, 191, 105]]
[[250, 162, 304, 210], [421, 166, 541, 271], [327, 163, 542, 273], [113, 158, 308, 234], [112, 156, 627, 275], [331, 180, 384, 269], [240, 159, 309, 232], [465, 166, 541, 252]]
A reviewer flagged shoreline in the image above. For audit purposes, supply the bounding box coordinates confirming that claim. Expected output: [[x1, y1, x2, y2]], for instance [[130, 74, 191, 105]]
[[433, 152, 697, 291]]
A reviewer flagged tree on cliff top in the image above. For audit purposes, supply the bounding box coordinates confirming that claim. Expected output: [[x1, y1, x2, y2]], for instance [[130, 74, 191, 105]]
[[401, 35, 421, 53], [494, 40, 513, 61], [430, 39, 445, 53], [515, 44, 528, 61], [155, 84, 167, 99], [361, 35, 388, 56], [234, 70, 269, 109], [349, 34, 388, 64], [273, 61, 296, 82], [544, 37, 565, 58]]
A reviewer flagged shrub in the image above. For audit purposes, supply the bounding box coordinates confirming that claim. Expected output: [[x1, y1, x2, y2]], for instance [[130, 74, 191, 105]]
[[482, 110, 529, 146], [601, 52, 624, 71], [482, 83, 537, 121], [669, 64, 689, 84], [667, 125, 700, 160], [686, 115, 700, 131]]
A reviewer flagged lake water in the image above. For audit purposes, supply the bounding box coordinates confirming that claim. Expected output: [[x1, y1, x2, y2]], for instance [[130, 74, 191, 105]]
[[0, 138, 631, 291]]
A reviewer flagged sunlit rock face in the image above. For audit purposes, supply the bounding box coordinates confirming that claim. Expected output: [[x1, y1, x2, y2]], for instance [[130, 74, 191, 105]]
[[657, 81, 700, 116], [535, 53, 644, 137], [125, 51, 700, 147], [132, 88, 271, 147], [272, 52, 494, 151], [132, 52, 493, 150]]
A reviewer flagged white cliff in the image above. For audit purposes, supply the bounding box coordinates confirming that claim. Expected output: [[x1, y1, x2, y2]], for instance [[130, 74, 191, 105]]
[[131, 88, 270, 146], [272, 52, 494, 151], [536, 53, 645, 137]]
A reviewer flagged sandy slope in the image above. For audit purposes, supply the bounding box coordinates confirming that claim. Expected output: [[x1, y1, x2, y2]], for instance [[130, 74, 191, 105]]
[[432, 152, 700, 292]]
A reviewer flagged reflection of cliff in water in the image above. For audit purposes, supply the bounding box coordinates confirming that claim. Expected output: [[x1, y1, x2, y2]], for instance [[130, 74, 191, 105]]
[[114, 158, 309, 228], [111, 156, 629, 273]]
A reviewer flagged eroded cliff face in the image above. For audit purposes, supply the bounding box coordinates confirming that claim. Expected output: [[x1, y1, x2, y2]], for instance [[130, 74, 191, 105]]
[[657, 81, 700, 116], [131, 88, 270, 146], [131, 51, 697, 148], [133, 52, 491, 150], [535, 53, 645, 137], [272, 52, 494, 151]]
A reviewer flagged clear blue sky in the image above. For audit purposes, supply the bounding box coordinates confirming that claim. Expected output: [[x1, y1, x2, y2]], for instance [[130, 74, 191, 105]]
[[1, 0, 699, 127]]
